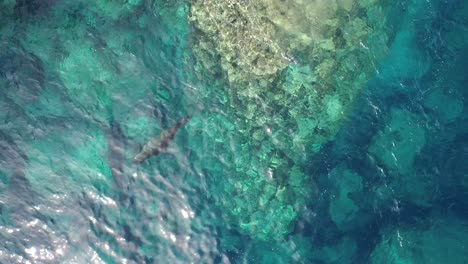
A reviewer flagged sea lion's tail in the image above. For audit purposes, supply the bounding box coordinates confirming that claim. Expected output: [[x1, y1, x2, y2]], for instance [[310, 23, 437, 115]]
[[171, 115, 191, 132], [180, 115, 191, 126]]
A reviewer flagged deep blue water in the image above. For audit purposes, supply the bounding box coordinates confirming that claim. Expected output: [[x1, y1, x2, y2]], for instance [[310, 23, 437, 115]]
[[0, 0, 468, 263]]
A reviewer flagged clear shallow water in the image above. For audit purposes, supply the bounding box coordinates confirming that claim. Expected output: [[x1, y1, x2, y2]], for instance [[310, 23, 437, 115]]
[[0, 0, 467, 263]]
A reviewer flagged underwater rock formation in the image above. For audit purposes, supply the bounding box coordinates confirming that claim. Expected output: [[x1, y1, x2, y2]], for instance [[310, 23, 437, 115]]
[[189, 0, 391, 240], [0, 0, 16, 24], [423, 86, 464, 124], [369, 108, 426, 175], [369, 108, 435, 206], [370, 215, 468, 264], [328, 166, 363, 231]]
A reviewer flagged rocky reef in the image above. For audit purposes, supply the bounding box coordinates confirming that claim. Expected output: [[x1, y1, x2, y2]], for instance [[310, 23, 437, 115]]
[[189, 0, 391, 240], [370, 215, 468, 264]]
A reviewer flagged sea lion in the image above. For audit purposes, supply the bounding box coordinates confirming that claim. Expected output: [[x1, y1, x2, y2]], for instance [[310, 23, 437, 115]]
[[133, 115, 191, 164]]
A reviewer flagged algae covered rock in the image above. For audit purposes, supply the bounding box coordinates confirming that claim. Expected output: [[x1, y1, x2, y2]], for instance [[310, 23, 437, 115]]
[[423, 86, 464, 124], [370, 216, 468, 264], [378, 29, 430, 83], [58, 40, 114, 121], [18, 0, 159, 124], [368, 108, 434, 206], [189, 0, 390, 241], [312, 236, 358, 264], [241, 234, 358, 264], [328, 166, 363, 231], [189, 0, 289, 84], [0, 0, 16, 28], [56, 34, 154, 123], [369, 108, 426, 175], [188, 112, 315, 241]]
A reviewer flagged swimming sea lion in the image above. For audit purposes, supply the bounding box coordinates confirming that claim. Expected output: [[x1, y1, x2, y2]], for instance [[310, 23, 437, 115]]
[[133, 115, 191, 164]]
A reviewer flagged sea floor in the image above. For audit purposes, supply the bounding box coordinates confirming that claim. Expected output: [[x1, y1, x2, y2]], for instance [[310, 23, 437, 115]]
[[0, 0, 468, 263]]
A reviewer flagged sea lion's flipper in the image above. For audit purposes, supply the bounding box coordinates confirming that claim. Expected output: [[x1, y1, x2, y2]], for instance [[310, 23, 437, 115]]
[[164, 147, 178, 155]]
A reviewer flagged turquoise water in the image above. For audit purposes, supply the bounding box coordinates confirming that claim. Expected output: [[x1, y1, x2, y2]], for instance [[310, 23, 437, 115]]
[[0, 0, 467, 263]]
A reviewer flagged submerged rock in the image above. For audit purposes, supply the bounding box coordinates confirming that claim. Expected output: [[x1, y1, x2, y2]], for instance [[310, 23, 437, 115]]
[[368, 108, 434, 206], [370, 215, 468, 264], [0, 46, 45, 105], [328, 166, 363, 231], [241, 235, 358, 264], [423, 86, 464, 124], [14, 0, 57, 17], [189, 0, 391, 240], [369, 108, 426, 176]]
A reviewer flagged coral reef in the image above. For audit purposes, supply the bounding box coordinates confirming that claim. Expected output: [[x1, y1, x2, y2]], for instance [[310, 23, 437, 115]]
[[189, 0, 390, 240]]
